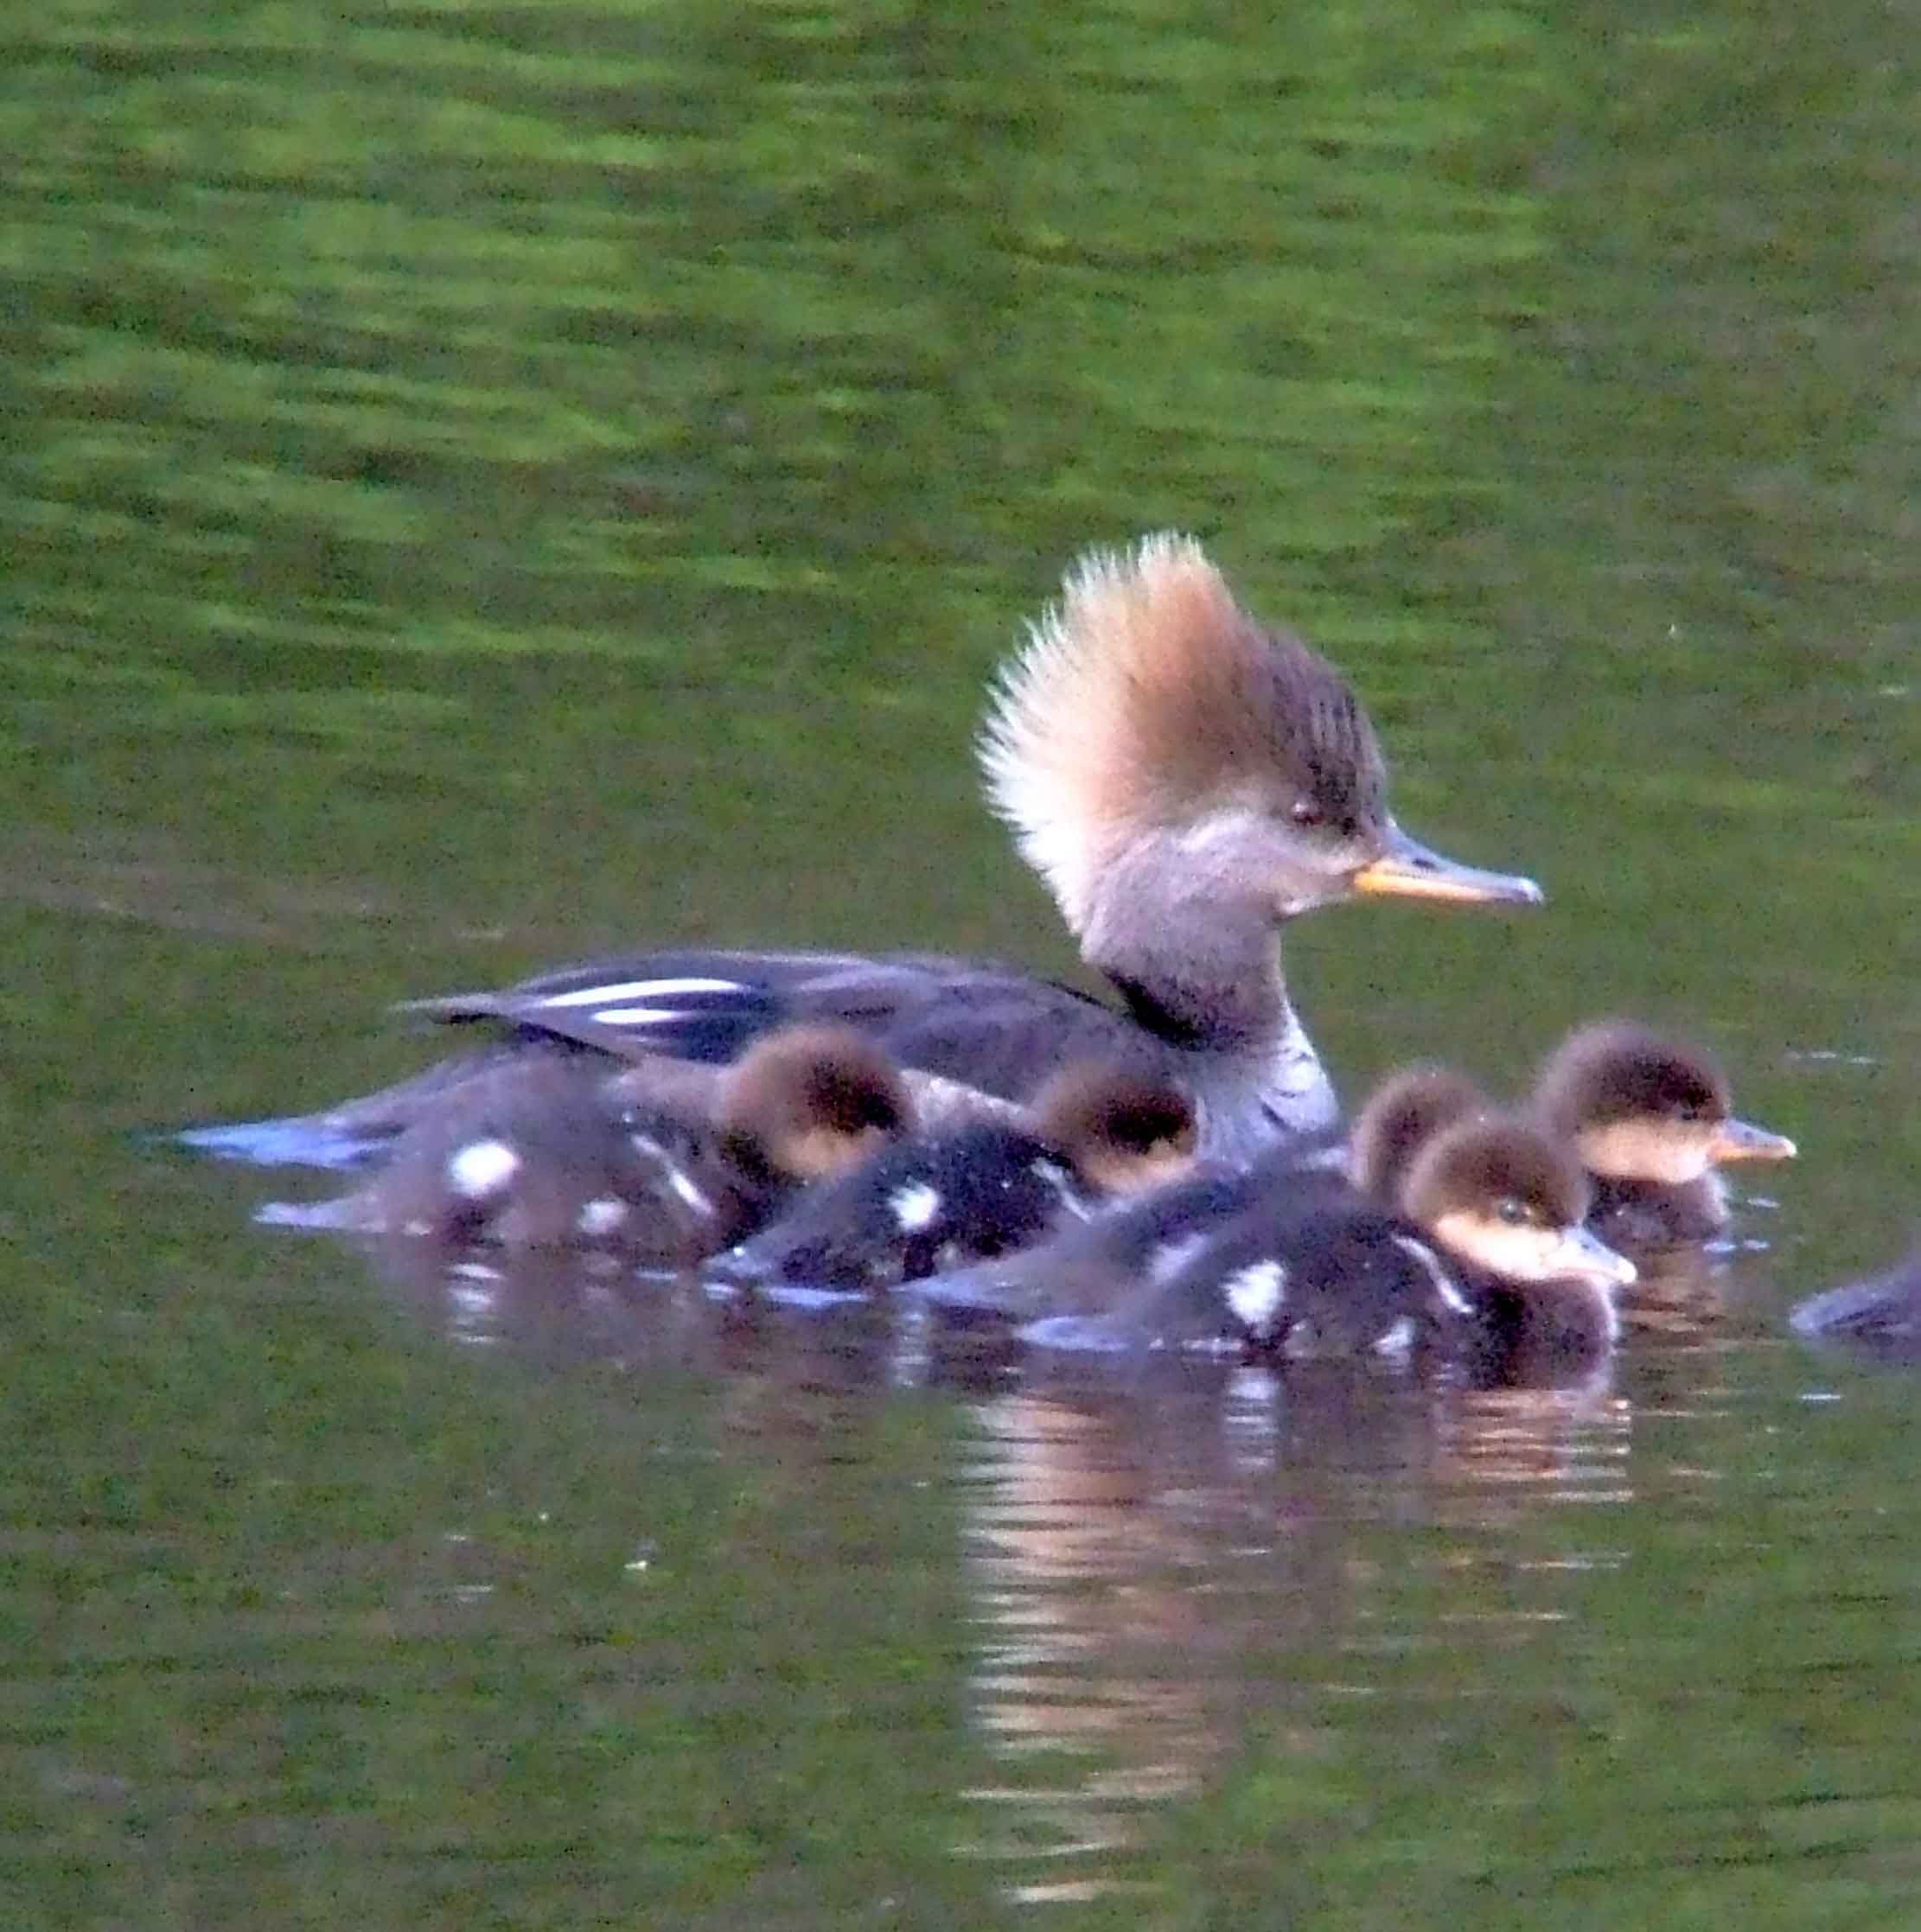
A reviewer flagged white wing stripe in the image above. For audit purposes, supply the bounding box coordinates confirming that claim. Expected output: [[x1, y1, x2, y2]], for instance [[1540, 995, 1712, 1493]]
[[539, 977, 746, 1010]]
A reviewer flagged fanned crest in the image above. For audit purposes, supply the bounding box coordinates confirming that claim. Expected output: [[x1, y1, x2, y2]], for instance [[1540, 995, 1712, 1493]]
[[979, 532, 1387, 929]]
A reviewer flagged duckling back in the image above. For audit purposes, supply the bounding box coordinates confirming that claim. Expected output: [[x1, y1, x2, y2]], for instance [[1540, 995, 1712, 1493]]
[[712, 1120, 1089, 1292]]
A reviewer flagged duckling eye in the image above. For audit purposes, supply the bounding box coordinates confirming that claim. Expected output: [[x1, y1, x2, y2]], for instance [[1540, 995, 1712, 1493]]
[[1288, 798, 1324, 829], [1495, 1196, 1529, 1227]]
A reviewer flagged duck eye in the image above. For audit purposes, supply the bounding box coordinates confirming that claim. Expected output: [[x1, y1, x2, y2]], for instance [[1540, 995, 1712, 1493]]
[[1288, 797, 1324, 828], [1495, 1196, 1529, 1227]]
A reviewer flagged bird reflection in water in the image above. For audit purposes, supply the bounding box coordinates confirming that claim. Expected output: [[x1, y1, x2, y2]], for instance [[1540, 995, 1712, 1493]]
[[952, 1355, 1633, 1901]]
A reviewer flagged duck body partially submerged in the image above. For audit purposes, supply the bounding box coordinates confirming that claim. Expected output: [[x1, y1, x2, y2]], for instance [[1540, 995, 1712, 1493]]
[[714, 1063, 1199, 1292], [1791, 1247, 1921, 1359], [200, 533, 1541, 1174], [261, 1025, 914, 1261]]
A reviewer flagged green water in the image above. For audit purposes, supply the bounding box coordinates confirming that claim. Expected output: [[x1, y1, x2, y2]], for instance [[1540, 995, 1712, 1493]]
[[4, 0, 1918, 1924]]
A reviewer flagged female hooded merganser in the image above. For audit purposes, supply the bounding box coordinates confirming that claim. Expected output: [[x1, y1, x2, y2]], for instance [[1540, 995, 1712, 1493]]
[[1533, 1021, 1797, 1247], [291, 534, 1539, 1167], [260, 1024, 913, 1258], [1790, 1245, 1921, 1357], [712, 1064, 1200, 1291], [1095, 1111, 1634, 1373]]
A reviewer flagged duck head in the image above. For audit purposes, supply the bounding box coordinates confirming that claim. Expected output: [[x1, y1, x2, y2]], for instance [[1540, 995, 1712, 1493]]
[[1403, 1112, 1637, 1292], [1535, 1020, 1797, 1186], [977, 534, 1543, 998]]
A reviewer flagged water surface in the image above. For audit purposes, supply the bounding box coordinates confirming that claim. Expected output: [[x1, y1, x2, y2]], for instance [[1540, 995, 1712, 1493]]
[[4, 0, 1918, 1924]]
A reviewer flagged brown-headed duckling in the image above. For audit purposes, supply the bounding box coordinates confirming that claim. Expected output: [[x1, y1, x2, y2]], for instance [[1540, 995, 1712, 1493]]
[[914, 1062, 1491, 1328], [1534, 1021, 1796, 1247], [1081, 1110, 1634, 1380]]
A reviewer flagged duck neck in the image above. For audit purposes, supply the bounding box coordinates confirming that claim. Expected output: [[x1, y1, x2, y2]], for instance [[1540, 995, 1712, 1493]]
[[1078, 864, 1335, 1155]]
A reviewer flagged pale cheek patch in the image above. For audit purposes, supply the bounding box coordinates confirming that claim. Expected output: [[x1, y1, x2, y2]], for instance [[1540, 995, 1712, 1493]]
[[1430, 1211, 1566, 1284], [1577, 1119, 1711, 1185], [1176, 805, 1270, 861], [446, 1138, 520, 1202], [1223, 1259, 1288, 1337]]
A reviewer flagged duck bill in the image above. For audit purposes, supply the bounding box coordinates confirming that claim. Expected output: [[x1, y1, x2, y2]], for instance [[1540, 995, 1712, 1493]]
[[1554, 1225, 1638, 1291], [1707, 1117, 1797, 1164], [1350, 823, 1545, 908]]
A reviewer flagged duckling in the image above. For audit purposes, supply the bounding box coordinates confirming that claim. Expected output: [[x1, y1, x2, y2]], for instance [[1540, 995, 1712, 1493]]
[[712, 1063, 1199, 1292], [1087, 1111, 1634, 1377], [915, 1062, 1490, 1329], [1345, 1062, 1492, 1201], [260, 1024, 913, 1259], [1533, 1021, 1797, 1247], [246, 533, 1540, 1170], [1404, 1113, 1637, 1382], [1790, 1244, 1921, 1358]]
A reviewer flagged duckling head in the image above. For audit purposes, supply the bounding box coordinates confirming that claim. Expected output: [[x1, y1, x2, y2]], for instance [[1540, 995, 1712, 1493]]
[[1535, 1020, 1797, 1185], [1403, 1112, 1637, 1291], [1346, 1062, 1492, 1203], [716, 1023, 916, 1182], [1030, 1060, 1200, 1196], [978, 533, 1543, 964]]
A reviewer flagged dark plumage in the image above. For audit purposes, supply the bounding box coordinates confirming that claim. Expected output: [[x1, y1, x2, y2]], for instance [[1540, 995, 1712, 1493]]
[[259, 1025, 914, 1259], [712, 1062, 1199, 1292], [1069, 1112, 1635, 1381], [207, 533, 1541, 1172], [913, 1062, 1485, 1328]]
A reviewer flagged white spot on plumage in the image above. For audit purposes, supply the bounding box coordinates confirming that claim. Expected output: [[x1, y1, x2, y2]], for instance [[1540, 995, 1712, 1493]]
[[578, 1196, 628, 1237], [890, 1182, 942, 1234], [664, 1168, 715, 1220], [446, 1138, 519, 1202], [1148, 1232, 1210, 1284], [1028, 1157, 1087, 1217], [1391, 1234, 1471, 1317], [1222, 1259, 1288, 1336], [626, 1130, 715, 1221], [1373, 1316, 1416, 1356]]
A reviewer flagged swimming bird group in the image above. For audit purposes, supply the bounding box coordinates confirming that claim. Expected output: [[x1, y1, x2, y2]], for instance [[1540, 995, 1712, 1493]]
[[225, 533, 1803, 1382]]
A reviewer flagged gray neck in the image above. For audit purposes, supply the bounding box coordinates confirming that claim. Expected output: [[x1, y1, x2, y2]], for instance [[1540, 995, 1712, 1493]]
[[1183, 1009, 1340, 1163], [1079, 863, 1338, 1157]]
